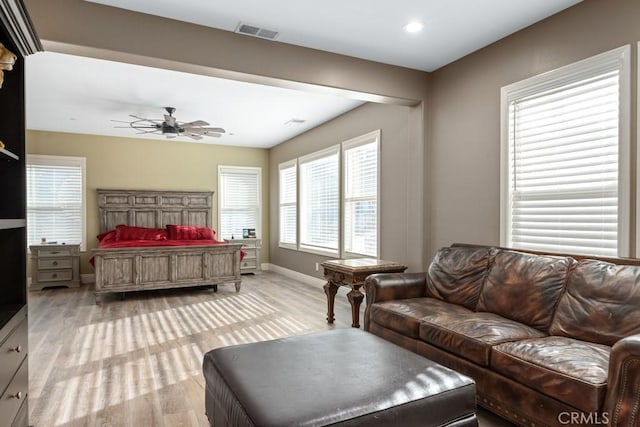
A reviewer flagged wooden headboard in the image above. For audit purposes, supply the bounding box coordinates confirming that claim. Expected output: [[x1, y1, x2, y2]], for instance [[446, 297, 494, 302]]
[[97, 189, 213, 233]]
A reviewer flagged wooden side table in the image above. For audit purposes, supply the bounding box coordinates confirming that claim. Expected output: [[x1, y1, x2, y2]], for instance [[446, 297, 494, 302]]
[[29, 243, 80, 290], [322, 258, 407, 328]]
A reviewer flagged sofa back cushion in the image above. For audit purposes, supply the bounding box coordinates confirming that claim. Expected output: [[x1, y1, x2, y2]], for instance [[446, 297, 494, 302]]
[[477, 250, 575, 331], [427, 245, 496, 310], [549, 259, 640, 346]]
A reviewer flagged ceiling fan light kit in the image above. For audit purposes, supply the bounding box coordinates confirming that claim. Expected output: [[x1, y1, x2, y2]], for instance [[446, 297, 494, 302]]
[[115, 106, 226, 141]]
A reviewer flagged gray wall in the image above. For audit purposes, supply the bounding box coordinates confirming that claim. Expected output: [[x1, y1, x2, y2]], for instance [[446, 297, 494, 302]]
[[428, 0, 640, 258], [269, 103, 413, 278]]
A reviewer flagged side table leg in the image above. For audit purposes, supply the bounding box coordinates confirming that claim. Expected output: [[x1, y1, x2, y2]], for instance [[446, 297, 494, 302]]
[[347, 287, 365, 328], [324, 281, 339, 324]]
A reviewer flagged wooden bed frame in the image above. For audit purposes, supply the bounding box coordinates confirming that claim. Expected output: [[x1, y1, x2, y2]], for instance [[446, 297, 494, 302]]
[[92, 189, 243, 301]]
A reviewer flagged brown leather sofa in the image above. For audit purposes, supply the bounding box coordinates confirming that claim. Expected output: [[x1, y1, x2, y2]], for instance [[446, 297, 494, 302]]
[[364, 244, 640, 427]]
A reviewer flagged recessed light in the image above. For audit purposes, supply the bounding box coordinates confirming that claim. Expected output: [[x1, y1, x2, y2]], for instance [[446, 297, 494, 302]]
[[404, 21, 424, 33]]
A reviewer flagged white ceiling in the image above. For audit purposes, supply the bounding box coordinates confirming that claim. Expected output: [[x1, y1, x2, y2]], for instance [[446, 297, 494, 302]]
[[26, 52, 364, 148], [86, 0, 582, 72], [26, 0, 582, 148]]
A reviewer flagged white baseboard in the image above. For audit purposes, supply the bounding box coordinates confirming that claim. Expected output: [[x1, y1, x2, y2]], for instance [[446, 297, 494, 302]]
[[81, 274, 95, 285], [263, 263, 325, 289]]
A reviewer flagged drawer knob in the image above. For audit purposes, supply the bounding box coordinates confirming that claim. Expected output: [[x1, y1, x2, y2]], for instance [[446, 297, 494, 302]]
[[12, 392, 22, 400], [53, 261, 58, 266], [52, 273, 57, 278], [51, 251, 60, 254], [11, 345, 21, 353]]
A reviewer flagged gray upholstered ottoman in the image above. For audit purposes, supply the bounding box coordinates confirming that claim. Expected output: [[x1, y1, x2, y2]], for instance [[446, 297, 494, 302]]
[[202, 328, 477, 426]]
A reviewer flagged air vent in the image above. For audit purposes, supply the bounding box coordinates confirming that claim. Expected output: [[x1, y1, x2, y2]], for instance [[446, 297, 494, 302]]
[[235, 22, 279, 40]]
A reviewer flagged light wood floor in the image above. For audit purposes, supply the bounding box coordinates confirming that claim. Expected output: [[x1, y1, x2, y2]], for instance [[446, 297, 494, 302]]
[[28, 271, 512, 426]]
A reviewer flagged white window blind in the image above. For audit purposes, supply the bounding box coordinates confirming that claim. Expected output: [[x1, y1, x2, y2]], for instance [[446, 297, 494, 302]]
[[279, 160, 297, 248], [299, 146, 339, 255], [502, 46, 629, 257], [26, 155, 85, 249], [343, 131, 379, 257], [218, 166, 261, 240]]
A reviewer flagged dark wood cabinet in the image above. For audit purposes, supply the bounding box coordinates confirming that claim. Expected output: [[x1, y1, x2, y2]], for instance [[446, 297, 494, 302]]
[[0, 1, 40, 426]]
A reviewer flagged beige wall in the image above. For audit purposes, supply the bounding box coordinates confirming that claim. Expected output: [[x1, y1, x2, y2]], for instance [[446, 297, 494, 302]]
[[27, 131, 270, 274], [269, 102, 413, 278], [428, 0, 640, 258]]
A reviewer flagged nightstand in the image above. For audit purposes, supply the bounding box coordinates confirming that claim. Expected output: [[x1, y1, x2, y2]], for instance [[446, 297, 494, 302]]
[[226, 238, 261, 273], [29, 243, 80, 290]]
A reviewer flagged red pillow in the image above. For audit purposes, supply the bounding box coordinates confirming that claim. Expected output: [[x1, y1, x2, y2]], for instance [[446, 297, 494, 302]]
[[166, 224, 215, 240], [97, 230, 117, 244], [115, 225, 168, 241]]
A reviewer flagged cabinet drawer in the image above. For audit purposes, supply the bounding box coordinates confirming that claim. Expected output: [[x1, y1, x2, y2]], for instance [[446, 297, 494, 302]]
[[38, 258, 72, 270], [37, 270, 73, 282], [0, 357, 28, 427], [0, 318, 27, 411]]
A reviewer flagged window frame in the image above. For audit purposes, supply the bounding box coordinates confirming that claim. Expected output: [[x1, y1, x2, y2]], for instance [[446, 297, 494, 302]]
[[341, 130, 380, 258], [217, 165, 262, 240], [278, 159, 298, 250], [26, 154, 87, 251], [298, 144, 341, 257], [500, 45, 631, 257]]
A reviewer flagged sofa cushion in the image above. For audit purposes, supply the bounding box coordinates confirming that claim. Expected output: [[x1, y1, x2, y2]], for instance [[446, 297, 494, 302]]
[[427, 245, 496, 310], [476, 250, 575, 331], [549, 259, 640, 346], [419, 312, 546, 366], [491, 336, 610, 413], [370, 298, 473, 339]]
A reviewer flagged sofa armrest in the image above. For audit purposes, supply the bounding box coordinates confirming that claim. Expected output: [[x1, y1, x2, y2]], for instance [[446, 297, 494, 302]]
[[604, 333, 640, 426], [363, 272, 427, 331]]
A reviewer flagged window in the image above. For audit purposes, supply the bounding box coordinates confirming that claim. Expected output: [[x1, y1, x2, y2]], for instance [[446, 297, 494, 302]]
[[218, 166, 261, 240], [343, 130, 379, 257], [26, 155, 86, 249], [501, 46, 630, 257], [279, 160, 297, 248], [299, 146, 339, 255]]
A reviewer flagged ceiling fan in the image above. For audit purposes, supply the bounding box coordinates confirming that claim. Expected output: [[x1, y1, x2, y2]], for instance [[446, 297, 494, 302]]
[[113, 107, 225, 140]]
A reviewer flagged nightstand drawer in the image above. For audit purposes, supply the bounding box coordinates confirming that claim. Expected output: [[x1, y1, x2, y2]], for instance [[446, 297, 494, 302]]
[[37, 270, 73, 282], [241, 259, 257, 269], [242, 249, 257, 258], [38, 258, 73, 270], [34, 247, 75, 257]]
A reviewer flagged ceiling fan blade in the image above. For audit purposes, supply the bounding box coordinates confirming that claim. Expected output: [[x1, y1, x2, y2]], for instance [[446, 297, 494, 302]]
[[165, 134, 177, 139], [187, 134, 203, 141], [111, 119, 131, 123], [205, 133, 222, 138], [187, 127, 226, 135], [203, 127, 225, 134], [182, 120, 209, 127]]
